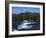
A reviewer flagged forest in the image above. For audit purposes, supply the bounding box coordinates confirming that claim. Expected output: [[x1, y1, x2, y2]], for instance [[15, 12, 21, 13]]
[[12, 12, 40, 22]]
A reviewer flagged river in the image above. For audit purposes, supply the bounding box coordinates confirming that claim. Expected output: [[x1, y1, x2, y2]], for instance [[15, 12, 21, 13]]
[[12, 20, 40, 31]]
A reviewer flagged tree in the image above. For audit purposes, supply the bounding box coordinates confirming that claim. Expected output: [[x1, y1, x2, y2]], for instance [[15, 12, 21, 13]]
[[12, 12, 40, 21]]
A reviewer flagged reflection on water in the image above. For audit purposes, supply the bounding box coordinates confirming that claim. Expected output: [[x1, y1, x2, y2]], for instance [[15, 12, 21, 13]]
[[12, 20, 40, 31]]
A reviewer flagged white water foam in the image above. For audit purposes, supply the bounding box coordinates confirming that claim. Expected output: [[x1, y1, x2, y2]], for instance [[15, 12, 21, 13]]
[[17, 20, 34, 29]]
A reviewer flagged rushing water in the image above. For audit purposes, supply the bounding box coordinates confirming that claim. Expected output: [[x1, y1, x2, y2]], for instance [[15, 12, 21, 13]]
[[12, 20, 40, 31]]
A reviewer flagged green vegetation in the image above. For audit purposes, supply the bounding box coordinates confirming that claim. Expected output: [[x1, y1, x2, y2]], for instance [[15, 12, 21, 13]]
[[12, 12, 40, 21]]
